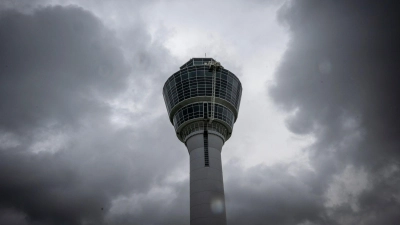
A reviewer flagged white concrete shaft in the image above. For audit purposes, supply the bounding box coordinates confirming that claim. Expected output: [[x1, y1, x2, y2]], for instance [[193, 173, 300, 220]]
[[186, 133, 227, 225]]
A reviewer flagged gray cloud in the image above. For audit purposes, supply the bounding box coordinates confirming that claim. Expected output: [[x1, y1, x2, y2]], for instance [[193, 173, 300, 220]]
[[269, 0, 400, 224], [225, 162, 329, 225], [0, 5, 187, 225], [0, 5, 129, 133], [0, 117, 188, 225]]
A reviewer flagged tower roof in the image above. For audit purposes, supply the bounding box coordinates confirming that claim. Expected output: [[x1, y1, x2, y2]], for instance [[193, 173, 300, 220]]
[[180, 58, 217, 69]]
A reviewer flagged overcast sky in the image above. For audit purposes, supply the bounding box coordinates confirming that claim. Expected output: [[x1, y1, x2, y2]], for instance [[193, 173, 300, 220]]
[[0, 0, 399, 224]]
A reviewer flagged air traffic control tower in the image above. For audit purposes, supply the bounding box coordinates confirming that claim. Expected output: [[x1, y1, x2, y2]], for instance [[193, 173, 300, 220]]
[[163, 58, 242, 225]]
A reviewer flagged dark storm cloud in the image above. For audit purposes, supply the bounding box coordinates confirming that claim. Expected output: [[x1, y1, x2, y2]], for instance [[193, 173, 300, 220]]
[[267, 0, 400, 224], [0, 117, 188, 225], [0, 5, 188, 225], [0, 5, 129, 133], [225, 163, 330, 225], [0, 0, 42, 12]]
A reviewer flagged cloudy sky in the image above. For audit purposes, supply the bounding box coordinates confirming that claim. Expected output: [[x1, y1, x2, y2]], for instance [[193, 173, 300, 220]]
[[0, 0, 399, 224]]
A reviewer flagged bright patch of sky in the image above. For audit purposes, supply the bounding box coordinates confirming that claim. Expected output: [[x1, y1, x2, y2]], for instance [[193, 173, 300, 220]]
[[142, 0, 314, 167]]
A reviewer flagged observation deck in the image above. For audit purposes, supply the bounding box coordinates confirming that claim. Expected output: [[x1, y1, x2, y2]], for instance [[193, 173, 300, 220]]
[[163, 58, 242, 142]]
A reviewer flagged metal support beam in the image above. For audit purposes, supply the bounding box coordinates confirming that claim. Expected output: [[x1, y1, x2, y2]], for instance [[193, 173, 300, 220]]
[[206, 60, 223, 124]]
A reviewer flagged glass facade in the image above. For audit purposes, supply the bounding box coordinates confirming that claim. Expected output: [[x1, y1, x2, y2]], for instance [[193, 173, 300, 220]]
[[163, 58, 242, 115], [163, 58, 242, 141], [172, 102, 235, 130]]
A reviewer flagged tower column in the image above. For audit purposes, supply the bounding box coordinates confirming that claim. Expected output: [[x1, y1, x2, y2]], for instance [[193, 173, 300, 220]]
[[186, 132, 227, 225]]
